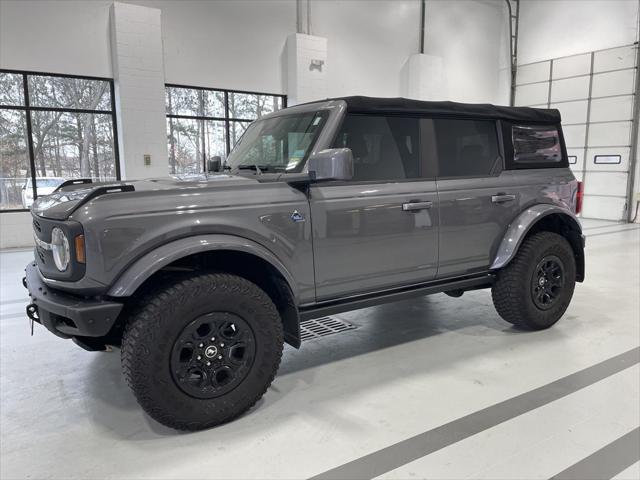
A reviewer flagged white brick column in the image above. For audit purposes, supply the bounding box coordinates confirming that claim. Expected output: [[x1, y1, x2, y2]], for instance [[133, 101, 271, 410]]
[[110, 2, 168, 180], [286, 33, 328, 106]]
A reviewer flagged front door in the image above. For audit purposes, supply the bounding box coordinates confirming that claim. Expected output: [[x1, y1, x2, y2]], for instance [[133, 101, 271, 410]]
[[309, 114, 439, 301]]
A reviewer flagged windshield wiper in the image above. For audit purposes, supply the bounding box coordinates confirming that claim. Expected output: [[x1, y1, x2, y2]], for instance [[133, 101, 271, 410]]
[[236, 165, 275, 174]]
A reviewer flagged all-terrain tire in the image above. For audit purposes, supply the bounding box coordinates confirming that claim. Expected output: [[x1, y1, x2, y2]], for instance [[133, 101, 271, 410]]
[[121, 272, 283, 431], [492, 231, 576, 329]]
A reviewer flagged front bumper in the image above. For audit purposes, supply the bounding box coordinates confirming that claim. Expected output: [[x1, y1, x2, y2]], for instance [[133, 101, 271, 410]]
[[24, 262, 123, 339]]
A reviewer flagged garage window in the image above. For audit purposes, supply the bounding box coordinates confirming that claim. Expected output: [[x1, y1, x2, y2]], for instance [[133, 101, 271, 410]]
[[165, 85, 286, 176], [0, 70, 119, 212]]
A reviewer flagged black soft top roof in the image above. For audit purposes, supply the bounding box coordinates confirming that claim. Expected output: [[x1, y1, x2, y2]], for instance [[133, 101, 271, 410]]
[[319, 96, 560, 124]]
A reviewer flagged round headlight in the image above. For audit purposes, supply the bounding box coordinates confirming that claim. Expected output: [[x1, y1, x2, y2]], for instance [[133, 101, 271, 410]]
[[51, 227, 70, 272]]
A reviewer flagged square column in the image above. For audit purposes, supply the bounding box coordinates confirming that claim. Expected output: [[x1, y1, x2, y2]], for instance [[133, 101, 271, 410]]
[[286, 33, 328, 106], [110, 2, 168, 179]]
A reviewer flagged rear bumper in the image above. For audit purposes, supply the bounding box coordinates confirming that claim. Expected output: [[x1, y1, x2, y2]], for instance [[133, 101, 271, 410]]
[[24, 262, 123, 339]]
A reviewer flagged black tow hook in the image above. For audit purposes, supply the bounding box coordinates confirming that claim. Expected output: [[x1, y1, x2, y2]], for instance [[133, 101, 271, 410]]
[[26, 303, 39, 336], [26, 303, 39, 323]]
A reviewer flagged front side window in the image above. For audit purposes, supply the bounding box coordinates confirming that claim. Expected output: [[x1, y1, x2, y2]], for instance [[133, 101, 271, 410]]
[[433, 119, 500, 178], [332, 114, 421, 182], [512, 125, 562, 164], [226, 111, 328, 173]]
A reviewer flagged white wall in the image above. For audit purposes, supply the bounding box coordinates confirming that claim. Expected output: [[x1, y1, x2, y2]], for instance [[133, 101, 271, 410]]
[[423, 0, 511, 105], [136, 0, 295, 93], [518, 0, 639, 65], [312, 0, 421, 98], [0, 0, 114, 78], [311, 0, 510, 104]]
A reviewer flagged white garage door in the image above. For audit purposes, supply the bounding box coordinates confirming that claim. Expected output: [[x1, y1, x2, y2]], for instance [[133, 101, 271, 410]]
[[515, 44, 638, 221]]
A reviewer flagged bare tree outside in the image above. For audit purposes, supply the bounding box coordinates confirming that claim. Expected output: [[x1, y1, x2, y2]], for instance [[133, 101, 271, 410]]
[[165, 86, 284, 177], [0, 72, 117, 210]]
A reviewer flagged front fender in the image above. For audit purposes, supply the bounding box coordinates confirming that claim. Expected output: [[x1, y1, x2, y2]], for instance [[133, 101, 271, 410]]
[[491, 204, 583, 270], [107, 234, 298, 298]]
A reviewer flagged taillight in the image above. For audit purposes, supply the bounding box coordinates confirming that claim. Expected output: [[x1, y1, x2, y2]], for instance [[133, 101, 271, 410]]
[[575, 181, 584, 215]]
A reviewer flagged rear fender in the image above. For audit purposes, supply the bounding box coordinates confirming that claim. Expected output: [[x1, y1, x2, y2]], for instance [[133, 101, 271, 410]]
[[491, 205, 585, 281]]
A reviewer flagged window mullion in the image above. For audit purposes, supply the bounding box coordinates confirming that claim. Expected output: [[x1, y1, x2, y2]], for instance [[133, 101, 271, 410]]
[[23, 73, 38, 201]]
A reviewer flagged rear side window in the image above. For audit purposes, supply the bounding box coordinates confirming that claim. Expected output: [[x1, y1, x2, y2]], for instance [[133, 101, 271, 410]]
[[512, 125, 562, 164], [433, 119, 500, 178], [333, 114, 421, 182]]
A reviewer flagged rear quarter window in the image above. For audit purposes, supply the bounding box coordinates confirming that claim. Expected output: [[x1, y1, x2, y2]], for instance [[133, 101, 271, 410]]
[[512, 125, 564, 165]]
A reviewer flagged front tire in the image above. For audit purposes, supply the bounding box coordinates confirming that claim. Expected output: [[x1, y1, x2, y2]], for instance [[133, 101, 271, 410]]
[[121, 272, 283, 431], [492, 231, 576, 329]]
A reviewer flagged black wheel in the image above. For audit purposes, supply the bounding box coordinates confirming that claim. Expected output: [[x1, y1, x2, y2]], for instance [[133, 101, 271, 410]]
[[121, 272, 283, 431], [492, 231, 576, 329]]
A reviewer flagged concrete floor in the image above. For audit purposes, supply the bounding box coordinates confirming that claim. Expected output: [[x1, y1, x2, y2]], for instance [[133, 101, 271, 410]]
[[1, 219, 639, 479]]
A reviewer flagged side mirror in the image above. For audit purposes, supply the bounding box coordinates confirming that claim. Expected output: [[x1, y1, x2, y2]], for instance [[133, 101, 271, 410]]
[[307, 148, 354, 181], [207, 156, 222, 173]]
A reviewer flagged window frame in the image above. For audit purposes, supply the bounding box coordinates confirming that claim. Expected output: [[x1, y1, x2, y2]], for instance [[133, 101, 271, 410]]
[[0, 69, 120, 213], [165, 83, 287, 174], [323, 113, 506, 186]]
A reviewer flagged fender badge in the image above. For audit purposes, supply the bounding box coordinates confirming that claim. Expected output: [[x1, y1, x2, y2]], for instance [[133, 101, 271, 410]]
[[291, 210, 305, 223]]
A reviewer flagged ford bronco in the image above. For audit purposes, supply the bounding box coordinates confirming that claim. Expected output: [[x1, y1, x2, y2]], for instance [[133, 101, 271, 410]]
[[24, 96, 585, 430]]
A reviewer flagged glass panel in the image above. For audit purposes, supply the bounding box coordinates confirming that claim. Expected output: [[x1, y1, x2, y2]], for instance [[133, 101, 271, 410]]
[[332, 114, 421, 181], [256, 95, 283, 117], [512, 125, 562, 164], [229, 93, 258, 120], [433, 120, 499, 177], [229, 121, 251, 147], [165, 87, 224, 118], [167, 118, 226, 176], [28, 75, 111, 111], [594, 155, 621, 165], [0, 109, 31, 209], [0, 72, 25, 106], [228, 112, 327, 173], [30, 111, 116, 194], [204, 120, 227, 160]]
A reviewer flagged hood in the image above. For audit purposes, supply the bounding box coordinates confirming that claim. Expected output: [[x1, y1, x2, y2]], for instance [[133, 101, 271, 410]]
[[32, 174, 260, 220]]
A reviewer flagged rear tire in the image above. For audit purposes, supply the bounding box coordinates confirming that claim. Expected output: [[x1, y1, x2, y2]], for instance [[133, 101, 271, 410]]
[[121, 272, 283, 431], [492, 231, 576, 329]]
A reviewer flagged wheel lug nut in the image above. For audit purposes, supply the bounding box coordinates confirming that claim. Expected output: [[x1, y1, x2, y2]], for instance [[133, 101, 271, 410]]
[[197, 355, 202, 360], [220, 343, 225, 347], [199, 343, 204, 347], [218, 355, 222, 360], [210, 337, 215, 341], [206, 361, 211, 366]]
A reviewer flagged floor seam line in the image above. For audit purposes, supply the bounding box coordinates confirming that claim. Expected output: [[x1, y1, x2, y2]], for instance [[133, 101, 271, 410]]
[[308, 347, 640, 480]]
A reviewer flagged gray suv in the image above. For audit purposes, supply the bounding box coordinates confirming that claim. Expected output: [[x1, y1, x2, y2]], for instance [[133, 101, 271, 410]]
[[24, 96, 585, 430]]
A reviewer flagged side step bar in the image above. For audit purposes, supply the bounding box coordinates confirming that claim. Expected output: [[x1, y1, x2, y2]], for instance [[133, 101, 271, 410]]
[[299, 273, 494, 321]]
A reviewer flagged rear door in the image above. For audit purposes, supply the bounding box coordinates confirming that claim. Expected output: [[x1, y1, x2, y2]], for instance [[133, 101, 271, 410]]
[[309, 114, 439, 301], [432, 118, 522, 278]]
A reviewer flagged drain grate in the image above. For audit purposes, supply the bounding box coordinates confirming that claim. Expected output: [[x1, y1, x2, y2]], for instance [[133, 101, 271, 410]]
[[300, 316, 356, 342]]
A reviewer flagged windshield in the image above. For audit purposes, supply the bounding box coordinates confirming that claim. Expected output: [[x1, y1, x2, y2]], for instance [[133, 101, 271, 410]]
[[227, 110, 328, 173]]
